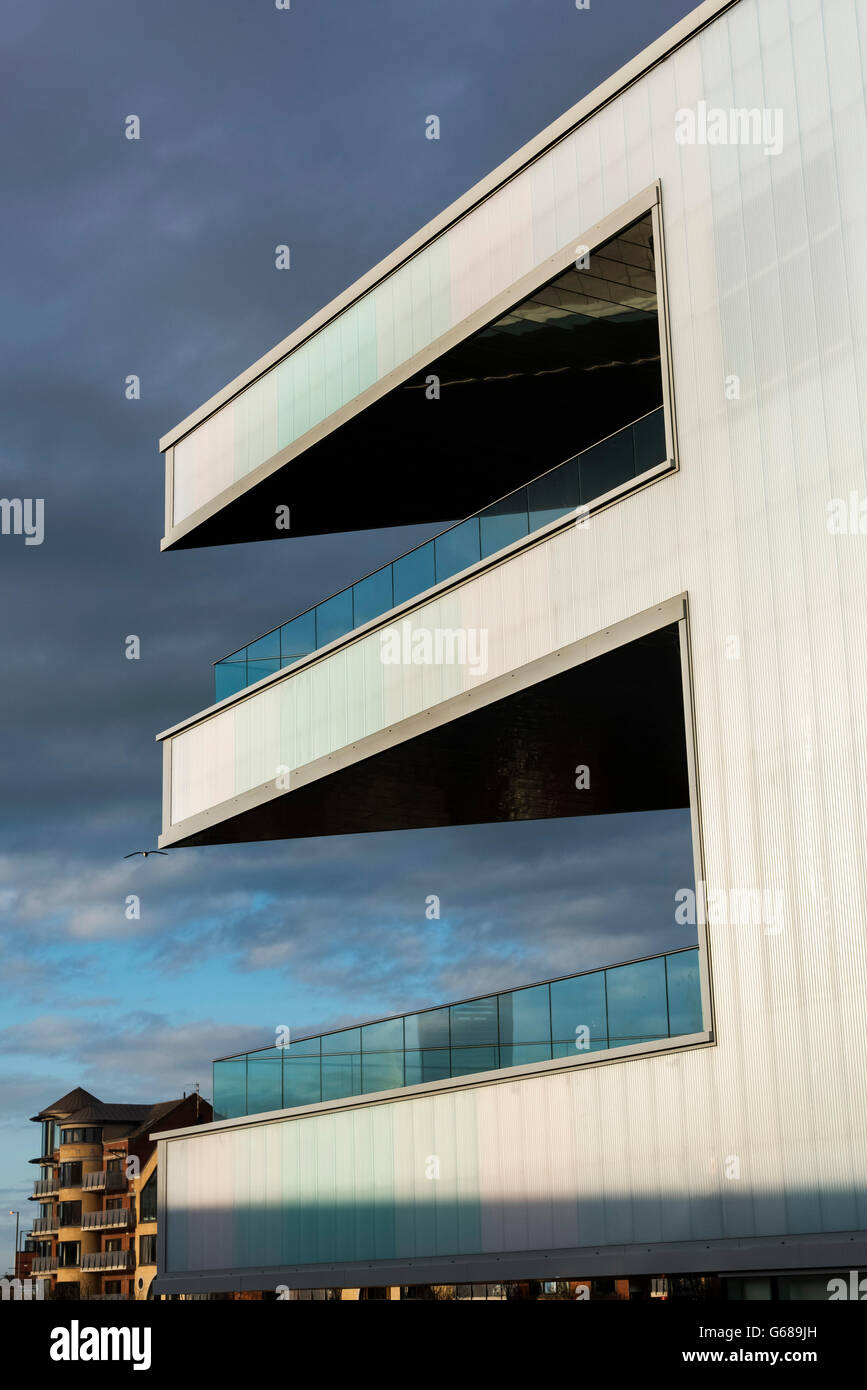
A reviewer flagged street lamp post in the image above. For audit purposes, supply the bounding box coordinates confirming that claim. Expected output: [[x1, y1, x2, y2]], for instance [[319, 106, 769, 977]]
[[8, 1210, 19, 1279]]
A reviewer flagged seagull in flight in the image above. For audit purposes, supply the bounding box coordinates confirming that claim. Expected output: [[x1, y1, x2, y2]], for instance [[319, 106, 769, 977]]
[[124, 850, 168, 859]]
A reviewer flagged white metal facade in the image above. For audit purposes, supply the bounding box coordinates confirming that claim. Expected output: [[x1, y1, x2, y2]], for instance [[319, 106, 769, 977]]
[[155, 0, 867, 1289]]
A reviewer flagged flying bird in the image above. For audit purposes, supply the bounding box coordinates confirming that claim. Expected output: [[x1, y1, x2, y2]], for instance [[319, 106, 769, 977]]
[[123, 850, 168, 859]]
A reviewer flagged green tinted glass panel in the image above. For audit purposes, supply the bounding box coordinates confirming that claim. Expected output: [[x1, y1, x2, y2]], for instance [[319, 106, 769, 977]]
[[362, 1018, 403, 1051], [282, 1056, 321, 1108], [451, 1045, 499, 1076], [322, 1027, 361, 1054], [316, 589, 354, 647], [500, 1043, 553, 1067], [450, 996, 498, 1047], [633, 406, 666, 474], [480, 488, 529, 558], [215, 662, 248, 702], [247, 631, 280, 661], [404, 1008, 450, 1049], [246, 1051, 283, 1114], [498, 984, 550, 1045], [361, 1053, 405, 1094], [579, 429, 634, 503], [528, 458, 579, 531], [606, 956, 668, 1046], [404, 1049, 451, 1086], [321, 1054, 362, 1100], [280, 611, 316, 663], [666, 949, 702, 1036], [550, 971, 608, 1050], [213, 1059, 246, 1120]]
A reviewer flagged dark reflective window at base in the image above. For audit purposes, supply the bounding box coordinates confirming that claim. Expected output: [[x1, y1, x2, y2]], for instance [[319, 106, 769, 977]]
[[213, 946, 703, 1120]]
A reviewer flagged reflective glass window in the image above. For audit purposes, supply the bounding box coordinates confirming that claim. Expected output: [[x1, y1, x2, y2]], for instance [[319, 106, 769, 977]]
[[280, 611, 316, 664], [246, 658, 280, 684], [450, 996, 498, 1047], [353, 566, 394, 627], [361, 1053, 405, 1094], [213, 1059, 246, 1120], [450, 1045, 499, 1077], [215, 662, 248, 702], [550, 971, 608, 1051], [321, 1053, 362, 1100], [282, 1034, 321, 1056], [404, 1008, 450, 1049], [435, 516, 481, 583], [528, 458, 579, 531], [393, 541, 435, 606], [499, 1043, 552, 1068], [605, 956, 668, 1046], [282, 1056, 321, 1108], [480, 488, 529, 558], [362, 1018, 403, 1051], [665, 949, 702, 1036], [578, 429, 634, 503], [404, 1049, 451, 1086], [247, 631, 280, 661], [316, 589, 354, 648], [246, 1049, 283, 1114], [322, 1027, 361, 1054], [498, 984, 550, 1045], [632, 406, 666, 475]]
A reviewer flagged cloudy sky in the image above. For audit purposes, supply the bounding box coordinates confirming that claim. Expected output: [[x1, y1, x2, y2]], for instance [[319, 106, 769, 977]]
[[0, 0, 699, 1258]]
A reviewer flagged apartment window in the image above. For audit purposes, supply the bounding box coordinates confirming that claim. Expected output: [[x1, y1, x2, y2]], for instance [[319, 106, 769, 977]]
[[139, 1234, 157, 1265], [106, 1157, 123, 1173], [106, 1197, 123, 1211], [57, 1241, 80, 1269], [57, 1201, 81, 1227], [140, 1173, 157, 1222], [105, 1280, 122, 1296], [41, 1119, 55, 1155], [105, 1238, 123, 1252], [59, 1161, 82, 1187], [60, 1126, 102, 1145]]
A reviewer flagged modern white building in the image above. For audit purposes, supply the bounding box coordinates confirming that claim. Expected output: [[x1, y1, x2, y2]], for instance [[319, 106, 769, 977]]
[[153, 0, 867, 1299]]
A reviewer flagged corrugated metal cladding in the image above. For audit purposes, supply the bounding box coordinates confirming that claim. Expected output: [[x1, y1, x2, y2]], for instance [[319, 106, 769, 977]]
[[161, 0, 867, 1277]]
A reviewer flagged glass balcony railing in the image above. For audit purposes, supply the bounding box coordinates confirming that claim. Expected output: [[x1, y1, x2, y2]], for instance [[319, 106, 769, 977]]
[[213, 944, 701, 1120], [214, 406, 667, 702]]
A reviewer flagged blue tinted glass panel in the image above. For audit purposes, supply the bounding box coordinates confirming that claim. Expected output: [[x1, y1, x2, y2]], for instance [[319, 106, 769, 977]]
[[246, 658, 280, 684], [480, 489, 529, 558], [321, 1054, 362, 1100], [606, 956, 668, 1047], [280, 611, 316, 663], [632, 407, 666, 475], [404, 1008, 449, 1049], [361, 1053, 404, 1094], [666, 949, 702, 1036], [404, 1049, 451, 1086], [246, 1051, 283, 1114], [451, 1046, 499, 1077], [247, 631, 280, 661], [528, 458, 579, 531], [362, 1018, 403, 1051], [282, 1056, 321, 1108], [215, 662, 248, 702], [550, 971, 608, 1050], [435, 516, 481, 583], [450, 997, 498, 1047], [316, 589, 354, 647], [353, 567, 394, 627], [579, 429, 635, 503], [393, 542, 435, 606], [213, 1059, 246, 1120], [500, 1043, 552, 1068], [321, 1027, 361, 1055], [498, 985, 550, 1045]]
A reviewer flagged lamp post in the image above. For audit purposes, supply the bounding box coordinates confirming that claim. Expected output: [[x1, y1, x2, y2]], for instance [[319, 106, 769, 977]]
[[8, 1210, 19, 1279]]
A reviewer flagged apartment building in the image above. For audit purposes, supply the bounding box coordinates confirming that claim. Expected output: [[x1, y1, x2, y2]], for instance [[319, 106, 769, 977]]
[[27, 1087, 211, 1300], [152, 0, 867, 1297]]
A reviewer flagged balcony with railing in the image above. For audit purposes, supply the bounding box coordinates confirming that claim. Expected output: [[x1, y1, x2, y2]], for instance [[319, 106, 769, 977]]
[[81, 1208, 134, 1231], [81, 1249, 135, 1273], [31, 1214, 58, 1234], [31, 1176, 59, 1199], [32, 1256, 58, 1275], [213, 407, 667, 703], [214, 945, 702, 1120], [82, 1170, 126, 1193]]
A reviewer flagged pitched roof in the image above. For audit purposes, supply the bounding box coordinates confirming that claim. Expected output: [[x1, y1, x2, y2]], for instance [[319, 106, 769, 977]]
[[30, 1087, 102, 1121]]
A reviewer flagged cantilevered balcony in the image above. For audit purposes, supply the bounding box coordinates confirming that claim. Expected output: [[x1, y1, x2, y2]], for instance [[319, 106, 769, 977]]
[[214, 408, 666, 702], [81, 1249, 134, 1273], [32, 1257, 58, 1275], [31, 1176, 59, 1199], [81, 1208, 134, 1231], [214, 946, 703, 1120], [82, 1170, 126, 1194], [32, 1214, 58, 1234]]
